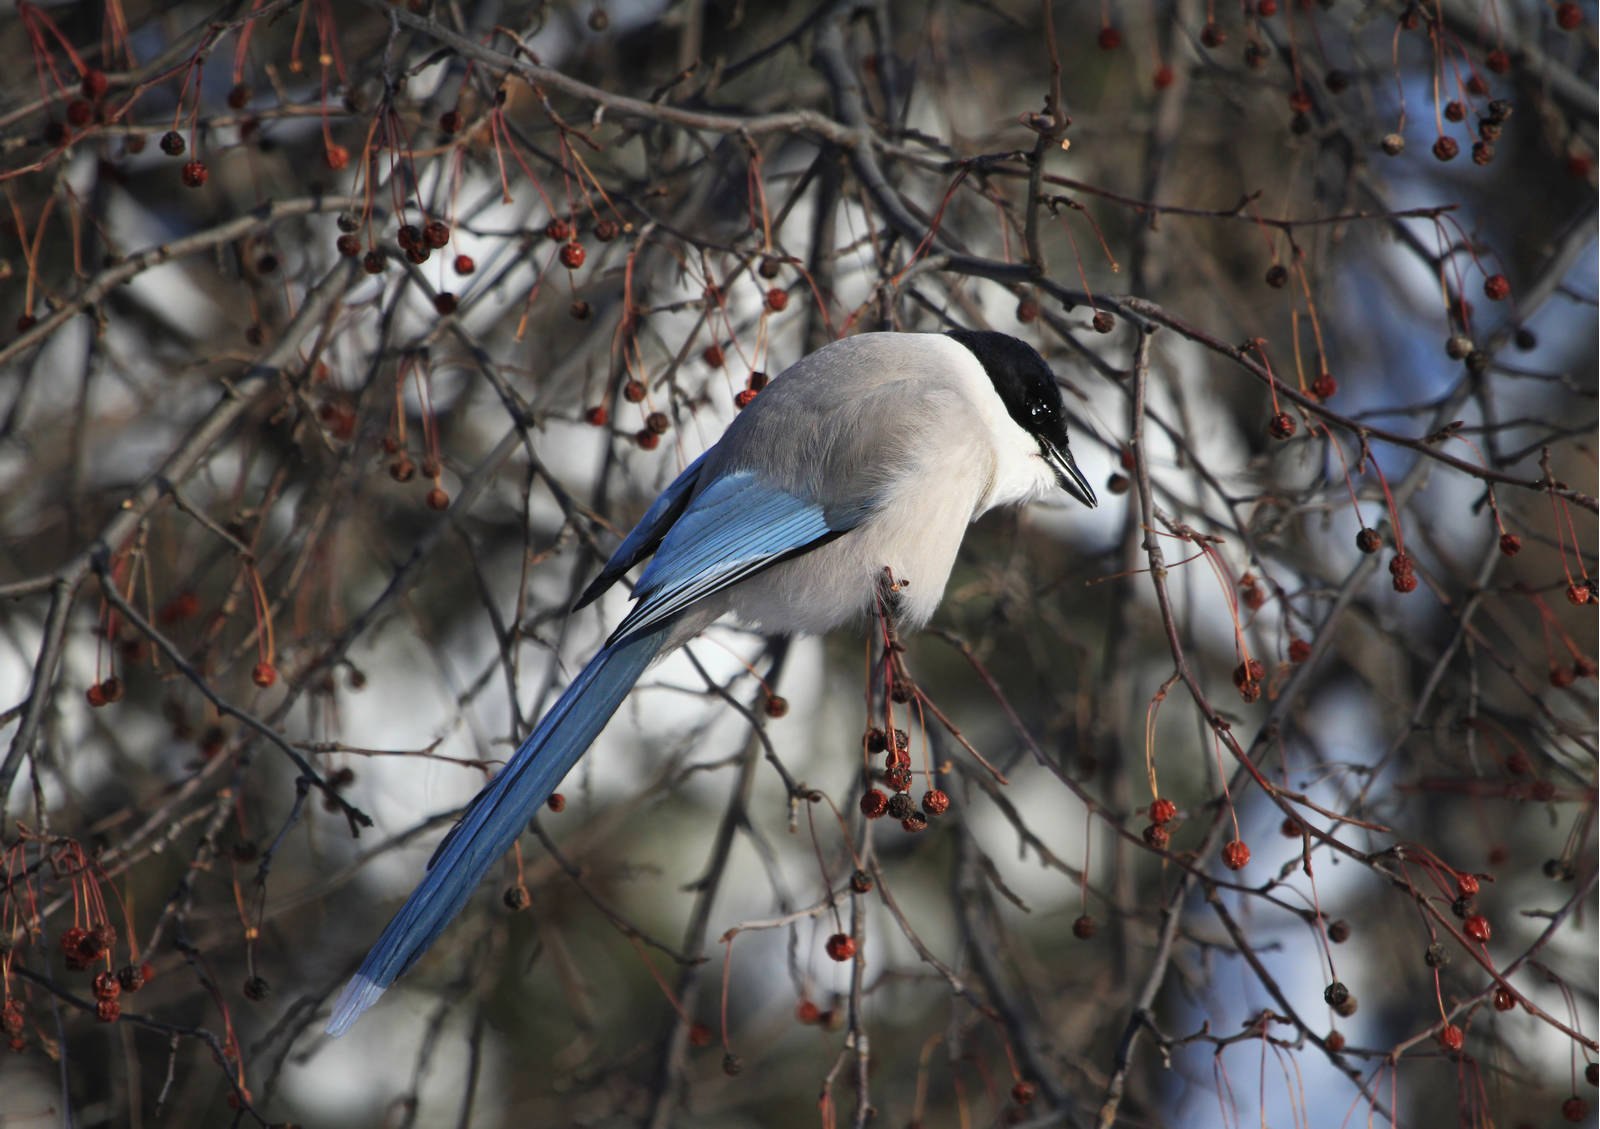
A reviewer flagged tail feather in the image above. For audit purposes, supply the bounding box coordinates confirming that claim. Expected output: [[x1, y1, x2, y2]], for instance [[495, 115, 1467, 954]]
[[326, 626, 668, 1036]]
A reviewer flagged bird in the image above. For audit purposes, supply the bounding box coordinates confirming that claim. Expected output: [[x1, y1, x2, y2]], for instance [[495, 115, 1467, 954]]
[[325, 329, 1097, 1035]]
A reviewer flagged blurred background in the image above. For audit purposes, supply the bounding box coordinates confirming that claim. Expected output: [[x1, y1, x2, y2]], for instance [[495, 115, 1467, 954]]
[[0, 1, 1595, 1126]]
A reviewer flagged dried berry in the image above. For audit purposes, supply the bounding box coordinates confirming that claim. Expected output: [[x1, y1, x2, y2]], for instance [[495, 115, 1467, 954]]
[[1268, 412, 1296, 439], [860, 789, 889, 818], [1438, 1023, 1463, 1051], [1222, 840, 1250, 870], [1483, 274, 1510, 301], [921, 789, 950, 816], [1327, 919, 1351, 943], [1265, 263, 1289, 288], [1432, 136, 1459, 162], [160, 130, 185, 156], [1092, 310, 1115, 334], [1149, 798, 1177, 825], [1072, 914, 1096, 939], [180, 160, 208, 188]]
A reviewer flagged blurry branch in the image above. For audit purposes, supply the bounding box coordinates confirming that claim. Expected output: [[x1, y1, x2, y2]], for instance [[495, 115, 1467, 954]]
[[0, 260, 361, 830]]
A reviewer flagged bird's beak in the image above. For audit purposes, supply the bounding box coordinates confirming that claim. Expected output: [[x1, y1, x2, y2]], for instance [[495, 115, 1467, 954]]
[[1040, 440, 1098, 508]]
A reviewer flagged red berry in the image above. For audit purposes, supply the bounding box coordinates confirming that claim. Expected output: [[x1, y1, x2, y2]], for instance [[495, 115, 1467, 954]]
[[1493, 987, 1515, 1011], [1200, 22, 1226, 48], [423, 220, 450, 249], [325, 144, 349, 171], [1222, 840, 1250, 870], [1071, 914, 1096, 939], [1091, 310, 1115, 334], [1149, 798, 1177, 825], [1556, 3, 1583, 31], [688, 1022, 712, 1047], [796, 999, 820, 1024], [1325, 1030, 1345, 1051], [1433, 136, 1459, 161], [1016, 298, 1040, 322], [825, 933, 856, 962], [1311, 372, 1337, 400], [1456, 874, 1480, 897], [703, 344, 726, 367], [1098, 25, 1122, 50], [433, 292, 457, 316], [1483, 274, 1510, 301], [336, 234, 361, 257], [1485, 49, 1510, 75], [252, 662, 277, 688], [1257, 0, 1278, 14], [547, 792, 565, 812], [439, 110, 463, 134], [1011, 1081, 1035, 1106], [1463, 913, 1491, 943], [559, 242, 585, 269], [635, 430, 659, 451], [622, 380, 647, 403], [81, 70, 109, 100], [454, 254, 475, 275], [96, 999, 121, 1023], [1499, 532, 1521, 556], [1233, 658, 1265, 688], [1566, 582, 1591, 606], [594, 219, 619, 242], [1564, 1097, 1590, 1122], [1289, 88, 1312, 114], [227, 83, 252, 109], [426, 487, 450, 510], [1142, 823, 1171, 850], [585, 405, 609, 427], [765, 287, 788, 312], [1268, 412, 1296, 439], [1393, 572, 1419, 594], [1153, 64, 1175, 90], [86, 683, 108, 708], [1288, 638, 1312, 663], [180, 160, 208, 188], [734, 388, 758, 409], [1438, 1023, 1463, 1051], [1356, 528, 1382, 554], [921, 789, 950, 816], [100, 677, 123, 703], [544, 218, 572, 241], [860, 789, 889, 818]]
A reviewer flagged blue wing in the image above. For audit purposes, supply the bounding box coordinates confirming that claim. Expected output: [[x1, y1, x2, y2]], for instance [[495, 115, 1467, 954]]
[[608, 470, 862, 640], [575, 451, 711, 609]]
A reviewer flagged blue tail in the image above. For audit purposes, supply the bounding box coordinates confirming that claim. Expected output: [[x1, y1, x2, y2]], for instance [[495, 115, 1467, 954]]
[[326, 625, 669, 1035]]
